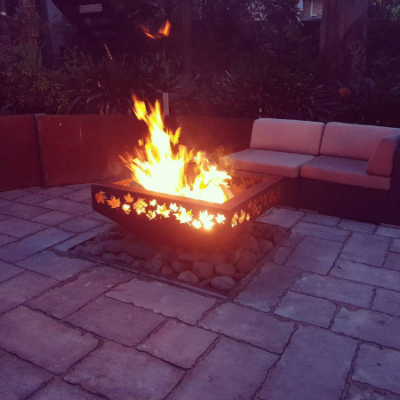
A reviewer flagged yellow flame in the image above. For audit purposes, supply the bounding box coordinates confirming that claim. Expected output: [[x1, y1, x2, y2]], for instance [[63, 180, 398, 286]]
[[122, 204, 131, 214], [120, 97, 231, 205], [141, 19, 171, 39]]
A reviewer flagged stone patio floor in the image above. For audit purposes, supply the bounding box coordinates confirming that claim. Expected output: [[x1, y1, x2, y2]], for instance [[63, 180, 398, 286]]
[[0, 184, 400, 400]]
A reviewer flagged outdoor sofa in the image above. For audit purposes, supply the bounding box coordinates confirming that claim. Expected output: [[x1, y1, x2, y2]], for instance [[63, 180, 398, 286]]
[[226, 118, 400, 225]]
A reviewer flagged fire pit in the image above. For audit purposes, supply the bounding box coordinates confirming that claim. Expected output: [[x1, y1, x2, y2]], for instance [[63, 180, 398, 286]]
[[91, 96, 286, 248]]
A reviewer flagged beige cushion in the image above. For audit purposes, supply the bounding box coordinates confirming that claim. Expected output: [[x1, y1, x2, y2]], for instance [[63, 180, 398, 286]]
[[225, 149, 315, 178], [301, 156, 390, 190], [320, 122, 400, 161], [250, 118, 325, 156], [366, 131, 400, 177]]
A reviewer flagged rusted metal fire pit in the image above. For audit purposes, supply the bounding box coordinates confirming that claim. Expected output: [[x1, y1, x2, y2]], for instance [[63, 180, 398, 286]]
[[92, 173, 285, 249]]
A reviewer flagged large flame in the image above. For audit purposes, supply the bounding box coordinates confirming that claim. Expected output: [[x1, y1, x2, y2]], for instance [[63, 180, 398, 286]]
[[120, 97, 231, 204], [141, 20, 171, 39]]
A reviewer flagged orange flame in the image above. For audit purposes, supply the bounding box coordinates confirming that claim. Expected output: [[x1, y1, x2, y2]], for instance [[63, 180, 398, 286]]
[[120, 97, 231, 204], [141, 20, 171, 39]]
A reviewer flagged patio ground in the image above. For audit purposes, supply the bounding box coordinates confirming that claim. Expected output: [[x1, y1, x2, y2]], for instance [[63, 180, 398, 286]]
[[0, 184, 400, 400]]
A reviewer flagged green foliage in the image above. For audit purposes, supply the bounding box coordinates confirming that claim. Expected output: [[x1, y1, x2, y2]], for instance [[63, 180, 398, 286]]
[[61, 49, 187, 114]]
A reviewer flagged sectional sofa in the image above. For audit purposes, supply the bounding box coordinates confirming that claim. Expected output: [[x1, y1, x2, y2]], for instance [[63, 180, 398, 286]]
[[226, 118, 400, 225]]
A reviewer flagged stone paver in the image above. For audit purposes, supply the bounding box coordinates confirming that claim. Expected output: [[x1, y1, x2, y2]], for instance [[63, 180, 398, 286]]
[[52, 231, 98, 252], [353, 344, 400, 395], [58, 217, 104, 233], [30, 379, 101, 400], [29, 266, 131, 318], [17, 250, 93, 280], [106, 278, 216, 325], [16, 193, 52, 205], [0, 306, 98, 373], [270, 246, 292, 264], [0, 199, 13, 208], [0, 271, 57, 313], [258, 207, 304, 228], [0, 217, 46, 238], [340, 233, 390, 267], [39, 187, 76, 197], [200, 303, 293, 353], [384, 252, 400, 271], [169, 338, 278, 400], [0, 228, 74, 263], [38, 198, 92, 216], [274, 291, 336, 328], [0, 233, 17, 247], [63, 188, 92, 202], [67, 296, 165, 346], [138, 320, 217, 368], [285, 236, 342, 274], [282, 233, 304, 248], [65, 341, 184, 400], [0, 349, 52, 400], [331, 259, 400, 292], [0, 202, 48, 220], [258, 326, 357, 400], [85, 211, 113, 223], [301, 213, 340, 227], [235, 261, 299, 312], [0, 260, 24, 282], [372, 288, 400, 317], [376, 225, 400, 238], [391, 239, 400, 253], [293, 273, 374, 308], [0, 213, 10, 220], [31, 210, 75, 225], [292, 221, 350, 242], [332, 307, 400, 350], [338, 219, 376, 233], [0, 189, 31, 200], [346, 383, 400, 400]]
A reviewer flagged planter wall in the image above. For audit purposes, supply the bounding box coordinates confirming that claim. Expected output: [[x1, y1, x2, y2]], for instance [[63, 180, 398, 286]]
[[0, 114, 254, 191], [0, 115, 43, 191]]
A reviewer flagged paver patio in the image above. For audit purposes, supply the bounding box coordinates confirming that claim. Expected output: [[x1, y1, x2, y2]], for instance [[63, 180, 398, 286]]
[[0, 183, 400, 400]]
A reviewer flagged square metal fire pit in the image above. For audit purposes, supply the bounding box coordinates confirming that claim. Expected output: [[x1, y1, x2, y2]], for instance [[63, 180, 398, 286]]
[[92, 173, 286, 248]]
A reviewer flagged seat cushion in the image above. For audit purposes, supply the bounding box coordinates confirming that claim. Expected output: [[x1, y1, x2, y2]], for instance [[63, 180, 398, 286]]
[[250, 118, 325, 156], [320, 122, 400, 161], [225, 149, 315, 178], [366, 131, 400, 177], [301, 156, 390, 190]]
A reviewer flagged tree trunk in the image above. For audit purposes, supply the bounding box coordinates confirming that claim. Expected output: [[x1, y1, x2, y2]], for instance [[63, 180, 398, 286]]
[[181, 0, 192, 81], [320, 0, 368, 82]]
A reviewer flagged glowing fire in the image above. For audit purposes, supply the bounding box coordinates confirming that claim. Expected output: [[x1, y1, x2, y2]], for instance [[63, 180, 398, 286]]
[[141, 20, 171, 39], [120, 97, 231, 204]]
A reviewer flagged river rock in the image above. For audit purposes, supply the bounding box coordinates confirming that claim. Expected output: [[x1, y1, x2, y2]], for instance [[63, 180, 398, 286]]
[[106, 239, 129, 254], [126, 242, 153, 259], [238, 234, 260, 253], [102, 253, 118, 262], [161, 266, 174, 276], [215, 263, 236, 278], [210, 276, 235, 292], [117, 253, 134, 264], [170, 261, 186, 274], [178, 252, 205, 263], [131, 260, 144, 269], [192, 261, 214, 280], [233, 273, 246, 281], [259, 239, 274, 253], [94, 232, 122, 243], [227, 248, 241, 264], [177, 271, 200, 284], [144, 257, 163, 273], [205, 253, 228, 264], [235, 250, 257, 274], [74, 245, 85, 254], [90, 242, 108, 257]]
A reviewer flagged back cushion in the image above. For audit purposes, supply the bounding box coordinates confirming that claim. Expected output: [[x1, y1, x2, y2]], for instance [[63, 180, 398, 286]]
[[320, 122, 399, 160], [250, 118, 325, 156]]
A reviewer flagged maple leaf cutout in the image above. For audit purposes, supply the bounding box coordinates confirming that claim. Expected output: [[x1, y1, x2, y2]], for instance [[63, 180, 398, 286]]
[[124, 193, 134, 203], [156, 203, 170, 218], [95, 191, 106, 204], [107, 196, 121, 209], [133, 198, 147, 213], [174, 206, 193, 224]]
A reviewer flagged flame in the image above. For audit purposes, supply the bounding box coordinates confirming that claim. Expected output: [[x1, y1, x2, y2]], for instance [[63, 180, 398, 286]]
[[141, 20, 171, 39], [121, 97, 231, 204]]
